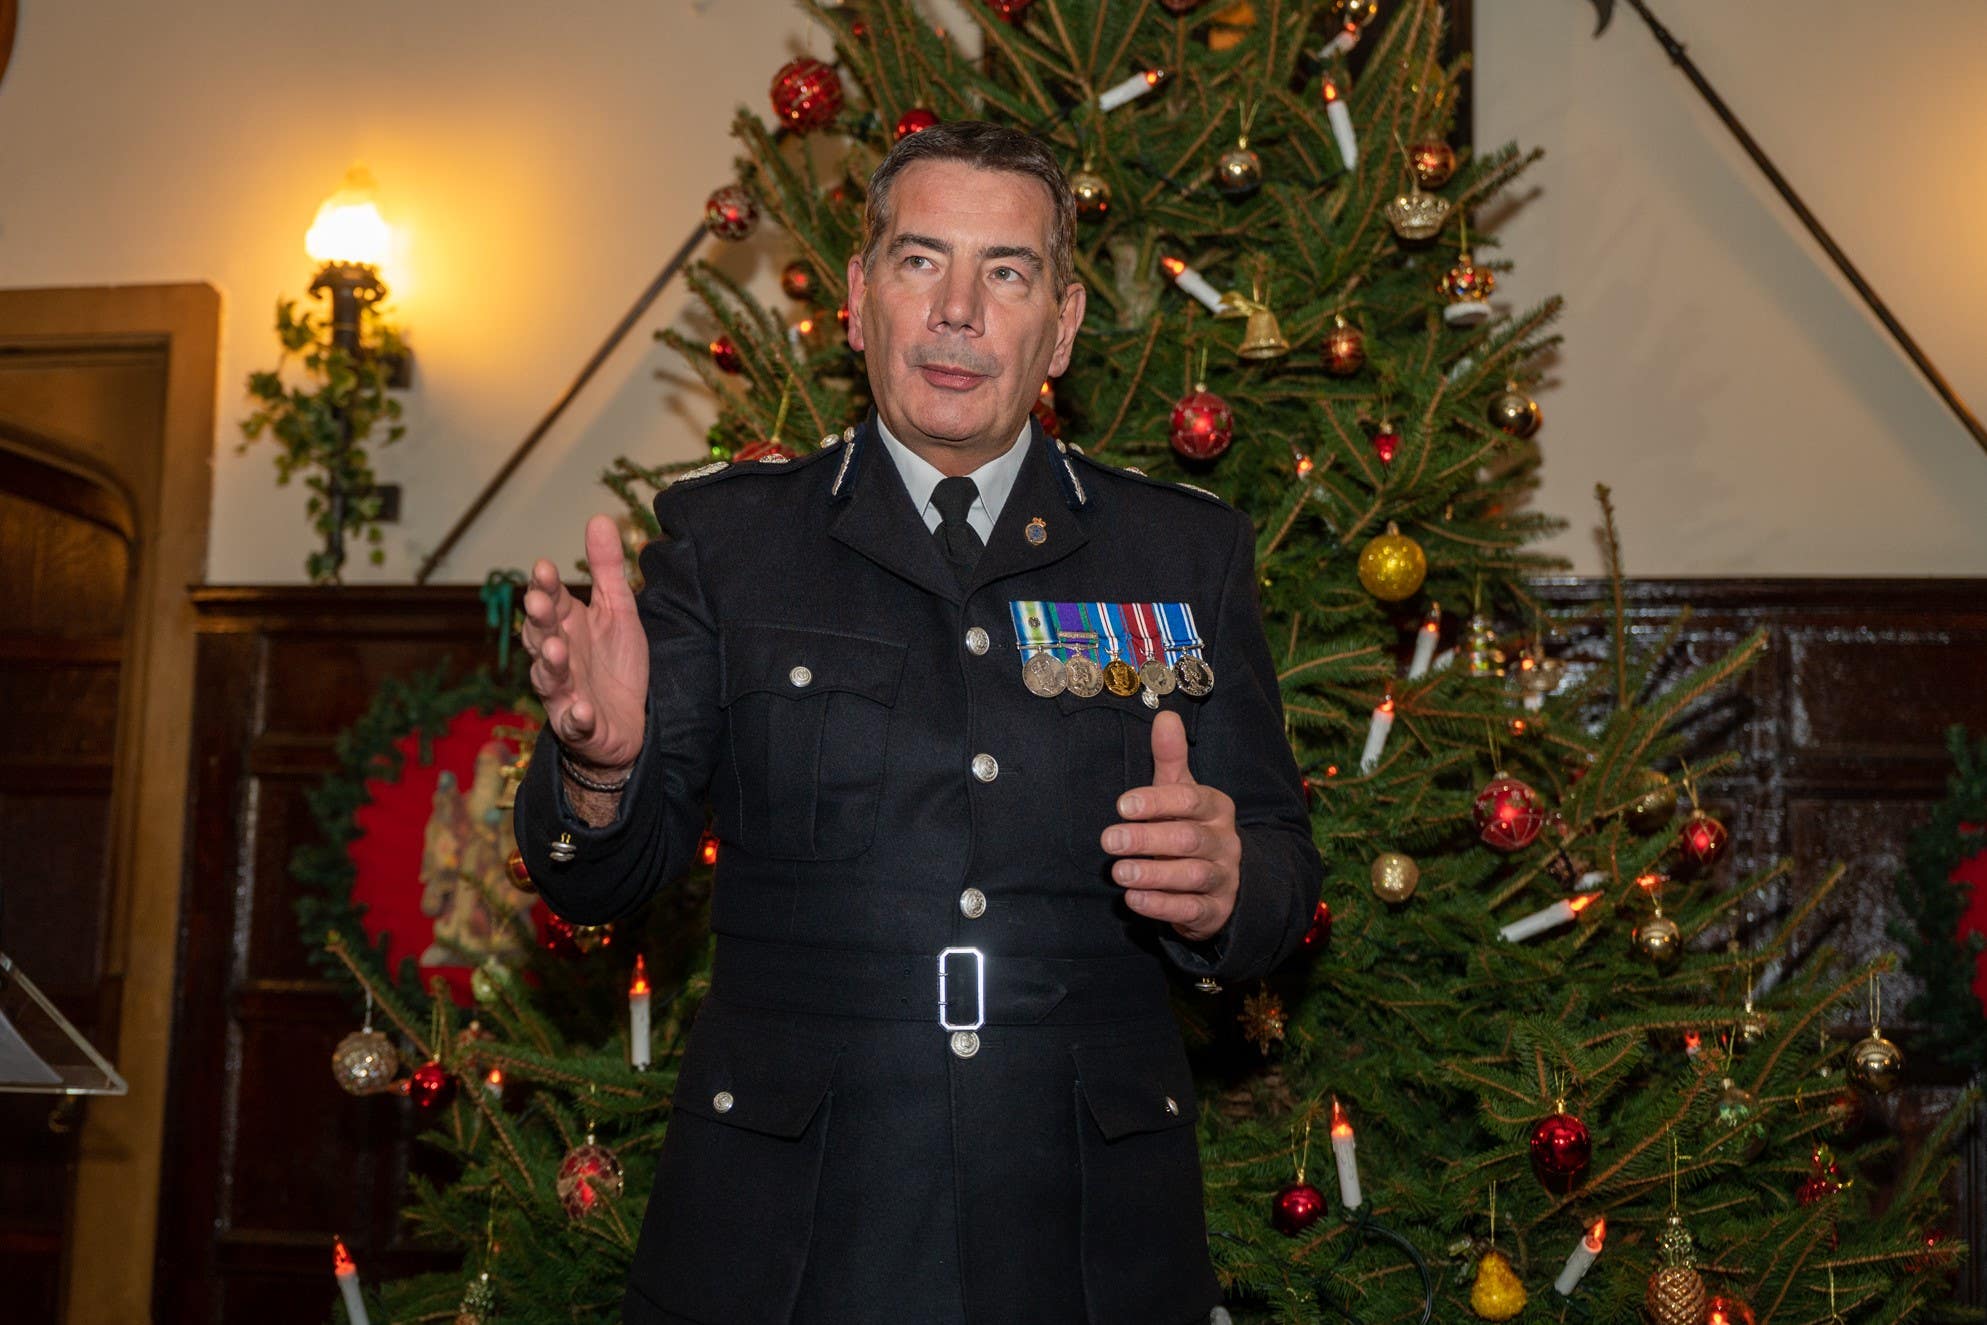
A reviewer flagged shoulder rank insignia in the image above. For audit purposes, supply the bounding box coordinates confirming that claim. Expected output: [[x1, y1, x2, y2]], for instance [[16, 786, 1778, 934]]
[[670, 460, 729, 485]]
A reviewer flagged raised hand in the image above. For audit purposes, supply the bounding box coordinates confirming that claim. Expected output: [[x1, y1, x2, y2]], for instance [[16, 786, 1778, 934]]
[[1100, 710, 1242, 942], [518, 515, 649, 771]]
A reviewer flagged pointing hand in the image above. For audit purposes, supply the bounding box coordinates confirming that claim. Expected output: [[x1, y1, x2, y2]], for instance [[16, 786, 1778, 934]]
[[1100, 710, 1241, 942]]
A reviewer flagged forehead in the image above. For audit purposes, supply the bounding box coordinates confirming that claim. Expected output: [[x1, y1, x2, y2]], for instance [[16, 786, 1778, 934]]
[[883, 159, 1057, 248]]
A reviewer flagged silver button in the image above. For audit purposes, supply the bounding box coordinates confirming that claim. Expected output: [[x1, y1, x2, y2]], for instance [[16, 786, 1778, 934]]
[[971, 753, 998, 783], [712, 1090, 734, 1114], [964, 626, 990, 656], [548, 834, 576, 864], [959, 887, 987, 919], [1194, 977, 1222, 995], [789, 665, 813, 688], [1164, 1096, 1180, 1116], [950, 1030, 981, 1059]]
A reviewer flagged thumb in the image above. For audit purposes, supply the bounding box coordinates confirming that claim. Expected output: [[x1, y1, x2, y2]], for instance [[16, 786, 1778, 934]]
[[583, 514, 634, 607], [1149, 709, 1195, 785]]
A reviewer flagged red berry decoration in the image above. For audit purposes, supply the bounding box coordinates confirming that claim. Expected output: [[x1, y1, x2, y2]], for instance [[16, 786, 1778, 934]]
[[769, 57, 843, 132], [732, 439, 800, 463], [1271, 1180, 1327, 1235], [406, 1060, 456, 1111], [1473, 773, 1545, 851], [709, 336, 743, 374], [1795, 1145, 1844, 1206], [779, 261, 814, 301], [703, 184, 758, 241], [983, 0, 1033, 23], [895, 107, 940, 140], [1677, 810, 1729, 872], [1169, 388, 1234, 461], [1300, 900, 1333, 952], [1371, 424, 1400, 465], [1528, 1108, 1591, 1194]]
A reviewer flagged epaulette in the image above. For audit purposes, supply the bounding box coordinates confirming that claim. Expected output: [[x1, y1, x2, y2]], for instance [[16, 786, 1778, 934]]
[[661, 435, 850, 492], [1063, 448, 1236, 510]]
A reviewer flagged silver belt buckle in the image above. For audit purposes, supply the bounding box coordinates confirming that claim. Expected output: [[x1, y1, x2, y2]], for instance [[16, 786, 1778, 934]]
[[937, 946, 985, 1032]]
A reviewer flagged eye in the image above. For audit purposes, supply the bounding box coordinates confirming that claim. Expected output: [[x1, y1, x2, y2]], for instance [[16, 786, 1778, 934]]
[[991, 266, 1023, 283], [903, 254, 935, 270]]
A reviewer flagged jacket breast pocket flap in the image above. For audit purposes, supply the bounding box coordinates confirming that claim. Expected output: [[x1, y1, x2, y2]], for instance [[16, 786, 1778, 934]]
[[717, 623, 907, 860], [1056, 690, 1202, 875], [1071, 1034, 1200, 1141]]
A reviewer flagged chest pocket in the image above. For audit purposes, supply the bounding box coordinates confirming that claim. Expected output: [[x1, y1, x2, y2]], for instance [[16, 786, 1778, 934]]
[[719, 622, 906, 861], [1058, 689, 1203, 879]]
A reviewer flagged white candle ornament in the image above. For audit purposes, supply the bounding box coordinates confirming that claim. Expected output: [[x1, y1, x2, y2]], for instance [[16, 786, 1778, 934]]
[[1098, 69, 1165, 113], [1359, 698, 1394, 773], [1497, 893, 1596, 944], [1406, 604, 1441, 679], [629, 954, 652, 1071], [1322, 80, 1357, 170], [1159, 256, 1230, 315], [334, 1239, 372, 1325], [1553, 1217, 1607, 1295], [1329, 1097, 1363, 1210], [1317, 23, 1361, 58]]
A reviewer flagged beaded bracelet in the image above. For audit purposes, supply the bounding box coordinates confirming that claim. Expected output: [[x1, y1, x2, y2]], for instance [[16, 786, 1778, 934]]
[[558, 750, 633, 794]]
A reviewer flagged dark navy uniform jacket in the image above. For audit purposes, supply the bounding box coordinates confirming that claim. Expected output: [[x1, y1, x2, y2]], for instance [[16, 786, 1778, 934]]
[[514, 414, 1321, 1325]]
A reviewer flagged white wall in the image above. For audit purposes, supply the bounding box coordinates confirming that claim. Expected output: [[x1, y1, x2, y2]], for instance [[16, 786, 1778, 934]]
[[3, 0, 1983, 581]]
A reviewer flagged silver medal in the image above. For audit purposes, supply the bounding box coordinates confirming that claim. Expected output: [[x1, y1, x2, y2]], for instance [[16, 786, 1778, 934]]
[[1022, 652, 1069, 697], [1138, 659, 1177, 696], [1175, 654, 1215, 697], [1064, 653, 1105, 698]]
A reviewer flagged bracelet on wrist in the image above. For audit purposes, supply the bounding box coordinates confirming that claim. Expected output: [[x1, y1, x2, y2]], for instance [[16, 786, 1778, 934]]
[[559, 750, 633, 794]]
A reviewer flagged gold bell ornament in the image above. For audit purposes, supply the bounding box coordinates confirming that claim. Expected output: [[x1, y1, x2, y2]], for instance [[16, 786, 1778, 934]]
[[1232, 298, 1290, 360]]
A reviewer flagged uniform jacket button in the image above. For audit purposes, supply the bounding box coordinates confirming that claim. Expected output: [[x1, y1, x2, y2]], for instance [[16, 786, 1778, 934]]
[[788, 665, 813, 688], [712, 1090, 735, 1114], [950, 1030, 980, 1059], [1164, 1096, 1180, 1116], [971, 753, 998, 783], [964, 626, 990, 656], [959, 887, 987, 919], [549, 834, 576, 864]]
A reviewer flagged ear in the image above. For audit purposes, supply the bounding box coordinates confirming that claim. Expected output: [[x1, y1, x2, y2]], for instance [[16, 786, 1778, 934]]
[[845, 253, 868, 353], [1046, 281, 1087, 378]]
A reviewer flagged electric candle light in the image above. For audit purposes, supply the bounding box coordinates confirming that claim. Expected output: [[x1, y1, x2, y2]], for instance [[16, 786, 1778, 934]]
[[1497, 892, 1596, 943], [1159, 256, 1230, 315], [1317, 21, 1361, 58], [484, 1067, 504, 1100], [1406, 603, 1441, 679], [333, 1238, 372, 1325], [1098, 68, 1165, 112], [1358, 697, 1394, 773], [1321, 80, 1357, 169], [629, 955, 653, 1070], [1552, 1217, 1606, 1295], [1329, 1097, 1362, 1210]]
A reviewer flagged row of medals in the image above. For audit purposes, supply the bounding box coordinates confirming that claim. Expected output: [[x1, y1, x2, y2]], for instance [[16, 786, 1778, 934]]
[[1021, 648, 1216, 705]]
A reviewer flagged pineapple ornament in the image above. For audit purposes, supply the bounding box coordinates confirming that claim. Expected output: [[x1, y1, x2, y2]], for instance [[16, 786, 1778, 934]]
[[1646, 1144, 1707, 1325]]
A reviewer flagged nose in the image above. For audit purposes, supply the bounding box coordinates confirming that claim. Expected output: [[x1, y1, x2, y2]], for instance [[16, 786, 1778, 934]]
[[928, 261, 984, 337]]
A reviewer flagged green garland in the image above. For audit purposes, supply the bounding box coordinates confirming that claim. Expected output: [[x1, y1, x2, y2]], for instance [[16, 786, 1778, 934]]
[[291, 661, 532, 1002], [1892, 726, 1987, 1078]]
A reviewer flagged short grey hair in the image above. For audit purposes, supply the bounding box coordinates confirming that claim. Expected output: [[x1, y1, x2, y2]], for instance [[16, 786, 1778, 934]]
[[857, 120, 1076, 296]]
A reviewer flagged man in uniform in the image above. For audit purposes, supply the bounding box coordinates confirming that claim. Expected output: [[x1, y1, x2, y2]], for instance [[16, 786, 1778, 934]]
[[514, 121, 1321, 1325]]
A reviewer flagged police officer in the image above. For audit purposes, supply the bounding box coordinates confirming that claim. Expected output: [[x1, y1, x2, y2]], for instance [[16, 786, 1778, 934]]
[[515, 121, 1321, 1324]]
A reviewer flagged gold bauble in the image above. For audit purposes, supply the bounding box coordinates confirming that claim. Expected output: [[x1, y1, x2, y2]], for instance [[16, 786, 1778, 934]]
[[1332, 0, 1379, 26], [1733, 1007, 1769, 1053], [1409, 139, 1457, 189], [1356, 522, 1427, 601], [1214, 145, 1263, 195], [1322, 315, 1365, 376], [1208, 0, 1256, 51], [1848, 1032, 1904, 1094], [1645, 1265, 1708, 1325], [331, 1029, 400, 1096], [1486, 388, 1541, 439], [1371, 851, 1420, 904], [1633, 914, 1683, 971], [1624, 770, 1678, 834], [1469, 1248, 1527, 1321], [1069, 169, 1111, 222]]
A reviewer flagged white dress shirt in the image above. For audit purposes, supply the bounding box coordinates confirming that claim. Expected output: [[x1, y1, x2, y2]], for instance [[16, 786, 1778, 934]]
[[874, 416, 1032, 544]]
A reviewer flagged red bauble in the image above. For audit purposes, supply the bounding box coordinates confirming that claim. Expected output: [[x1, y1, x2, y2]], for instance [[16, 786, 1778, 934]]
[[983, 0, 1033, 23], [895, 107, 940, 140], [504, 847, 532, 889], [1300, 900, 1333, 952], [1271, 1181, 1327, 1235], [709, 335, 744, 374], [1796, 1146, 1844, 1206], [1906, 1228, 1952, 1274], [1031, 395, 1062, 440], [1528, 1109, 1591, 1193], [1169, 389, 1234, 461], [779, 261, 814, 301], [1677, 811, 1729, 871], [1371, 426, 1400, 465], [1706, 1295, 1757, 1325], [1473, 774, 1546, 851], [733, 440, 800, 463], [702, 184, 758, 241], [770, 57, 843, 132], [407, 1060, 457, 1111]]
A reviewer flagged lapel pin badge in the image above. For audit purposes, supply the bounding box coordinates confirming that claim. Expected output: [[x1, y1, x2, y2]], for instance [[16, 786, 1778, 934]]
[[1025, 517, 1048, 546]]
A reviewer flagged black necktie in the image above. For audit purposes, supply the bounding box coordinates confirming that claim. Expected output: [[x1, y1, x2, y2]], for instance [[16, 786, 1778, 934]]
[[930, 476, 984, 584]]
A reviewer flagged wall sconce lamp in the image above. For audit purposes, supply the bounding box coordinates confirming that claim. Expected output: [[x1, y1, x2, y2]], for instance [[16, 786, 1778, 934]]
[[305, 166, 393, 359]]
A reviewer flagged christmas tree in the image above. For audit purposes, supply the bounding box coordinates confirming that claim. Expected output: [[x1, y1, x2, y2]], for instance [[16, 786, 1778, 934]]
[[313, 3, 1966, 1320]]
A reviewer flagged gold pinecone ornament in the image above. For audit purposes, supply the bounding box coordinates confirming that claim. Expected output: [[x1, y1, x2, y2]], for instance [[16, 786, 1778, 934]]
[[1644, 1211, 1707, 1325]]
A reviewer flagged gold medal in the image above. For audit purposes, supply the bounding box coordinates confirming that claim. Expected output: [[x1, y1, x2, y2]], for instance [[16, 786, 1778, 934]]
[[1175, 654, 1215, 697], [1023, 652, 1068, 697], [1104, 659, 1140, 697], [1065, 653, 1105, 698], [1139, 659, 1177, 696]]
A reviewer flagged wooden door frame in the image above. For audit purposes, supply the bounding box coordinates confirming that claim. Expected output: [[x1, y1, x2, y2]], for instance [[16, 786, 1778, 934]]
[[0, 284, 220, 1322]]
